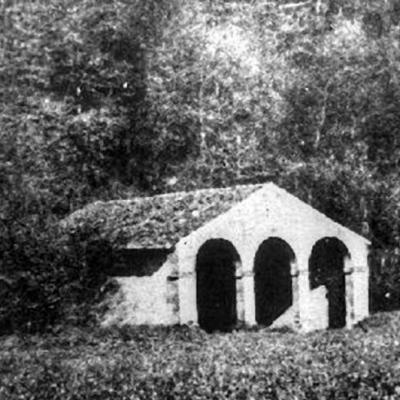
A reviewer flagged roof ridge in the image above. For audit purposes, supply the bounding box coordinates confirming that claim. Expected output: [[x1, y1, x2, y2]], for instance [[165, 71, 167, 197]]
[[63, 182, 369, 249], [108, 182, 268, 203]]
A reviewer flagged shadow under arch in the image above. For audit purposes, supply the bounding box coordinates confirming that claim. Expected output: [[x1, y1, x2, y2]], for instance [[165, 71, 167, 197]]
[[254, 237, 296, 326], [196, 239, 240, 332], [309, 237, 350, 329]]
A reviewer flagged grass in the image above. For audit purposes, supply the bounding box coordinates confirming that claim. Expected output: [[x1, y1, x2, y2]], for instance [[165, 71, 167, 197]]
[[1, 312, 400, 399]]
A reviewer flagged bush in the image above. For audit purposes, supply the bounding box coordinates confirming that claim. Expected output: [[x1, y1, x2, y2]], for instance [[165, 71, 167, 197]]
[[1, 312, 400, 399], [0, 224, 114, 333]]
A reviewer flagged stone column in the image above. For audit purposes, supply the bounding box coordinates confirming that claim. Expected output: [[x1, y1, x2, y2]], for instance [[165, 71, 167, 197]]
[[178, 271, 197, 325], [235, 261, 245, 324], [344, 256, 355, 328], [296, 250, 314, 331], [348, 242, 370, 323], [297, 267, 310, 330], [166, 274, 180, 325], [166, 252, 181, 325], [290, 261, 301, 330], [242, 270, 256, 326]]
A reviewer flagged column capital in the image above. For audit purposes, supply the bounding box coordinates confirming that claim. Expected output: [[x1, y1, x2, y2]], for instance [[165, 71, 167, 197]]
[[179, 271, 195, 279], [352, 265, 368, 273], [297, 268, 308, 275], [344, 267, 354, 275], [291, 270, 300, 277]]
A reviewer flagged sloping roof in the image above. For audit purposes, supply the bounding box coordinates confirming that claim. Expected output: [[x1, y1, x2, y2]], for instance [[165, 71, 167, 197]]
[[63, 184, 264, 248]]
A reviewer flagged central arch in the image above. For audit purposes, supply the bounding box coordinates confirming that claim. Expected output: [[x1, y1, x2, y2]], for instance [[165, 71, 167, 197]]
[[196, 239, 240, 332], [254, 238, 295, 326], [309, 237, 349, 329]]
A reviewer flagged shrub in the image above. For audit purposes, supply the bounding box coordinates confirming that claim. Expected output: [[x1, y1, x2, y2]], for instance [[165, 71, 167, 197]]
[[1, 312, 400, 399]]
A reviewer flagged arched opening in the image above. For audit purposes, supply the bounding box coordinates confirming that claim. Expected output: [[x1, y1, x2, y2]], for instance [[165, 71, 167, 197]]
[[196, 239, 240, 332], [254, 238, 295, 326], [309, 237, 349, 329]]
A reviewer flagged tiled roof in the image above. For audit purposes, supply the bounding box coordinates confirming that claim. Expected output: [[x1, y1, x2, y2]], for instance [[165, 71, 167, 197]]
[[63, 184, 264, 248]]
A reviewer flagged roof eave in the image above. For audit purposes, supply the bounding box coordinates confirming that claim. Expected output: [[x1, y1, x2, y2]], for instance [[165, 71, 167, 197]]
[[124, 242, 175, 251]]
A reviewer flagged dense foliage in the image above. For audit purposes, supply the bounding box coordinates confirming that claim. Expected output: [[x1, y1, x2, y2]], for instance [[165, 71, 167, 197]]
[[1, 312, 400, 399], [1, 0, 400, 330]]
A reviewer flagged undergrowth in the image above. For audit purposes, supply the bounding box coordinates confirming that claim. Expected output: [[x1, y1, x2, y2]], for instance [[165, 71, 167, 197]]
[[1, 311, 400, 399]]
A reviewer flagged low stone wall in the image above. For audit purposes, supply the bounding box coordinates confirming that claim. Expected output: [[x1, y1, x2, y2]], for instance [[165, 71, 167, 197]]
[[101, 254, 179, 326]]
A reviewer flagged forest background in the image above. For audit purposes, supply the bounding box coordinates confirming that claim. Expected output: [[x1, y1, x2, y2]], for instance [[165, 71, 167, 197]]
[[1, 0, 400, 332]]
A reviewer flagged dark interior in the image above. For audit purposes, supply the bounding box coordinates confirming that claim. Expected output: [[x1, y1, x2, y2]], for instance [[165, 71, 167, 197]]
[[254, 238, 294, 326], [111, 248, 171, 277], [196, 239, 239, 333], [309, 237, 348, 329]]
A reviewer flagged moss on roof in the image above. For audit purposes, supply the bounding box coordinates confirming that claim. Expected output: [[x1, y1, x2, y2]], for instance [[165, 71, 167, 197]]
[[63, 184, 264, 248]]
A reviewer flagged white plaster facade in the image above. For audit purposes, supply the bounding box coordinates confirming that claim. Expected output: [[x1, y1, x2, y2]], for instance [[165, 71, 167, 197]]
[[103, 183, 370, 332]]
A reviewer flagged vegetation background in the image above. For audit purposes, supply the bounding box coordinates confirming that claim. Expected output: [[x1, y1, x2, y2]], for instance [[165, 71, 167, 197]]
[[1, 0, 400, 332]]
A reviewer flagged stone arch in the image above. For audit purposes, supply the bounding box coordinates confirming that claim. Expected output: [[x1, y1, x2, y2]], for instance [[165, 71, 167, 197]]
[[196, 239, 241, 332], [253, 237, 296, 326], [309, 237, 350, 329]]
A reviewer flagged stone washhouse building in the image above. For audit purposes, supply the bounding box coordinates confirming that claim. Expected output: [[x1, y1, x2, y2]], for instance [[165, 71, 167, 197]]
[[66, 183, 370, 332]]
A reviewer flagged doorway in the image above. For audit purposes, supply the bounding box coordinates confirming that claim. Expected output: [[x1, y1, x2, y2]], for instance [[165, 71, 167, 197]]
[[254, 238, 295, 326], [309, 237, 349, 329], [196, 239, 240, 332]]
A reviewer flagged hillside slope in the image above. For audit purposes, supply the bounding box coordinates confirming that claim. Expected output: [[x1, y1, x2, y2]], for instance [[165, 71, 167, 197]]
[[1, 0, 400, 328]]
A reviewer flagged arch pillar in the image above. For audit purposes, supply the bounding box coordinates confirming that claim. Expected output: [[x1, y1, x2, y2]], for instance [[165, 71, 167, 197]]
[[344, 256, 355, 328], [297, 265, 313, 331], [176, 236, 200, 325], [237, 246, 257, 327], [178, 270, 197, 325], [347, 243, 370, 323], [290, 261, 301, 329], [242, 270, 256, 326], [235, 261, 245, 324], [294, 245, 307, 329]]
